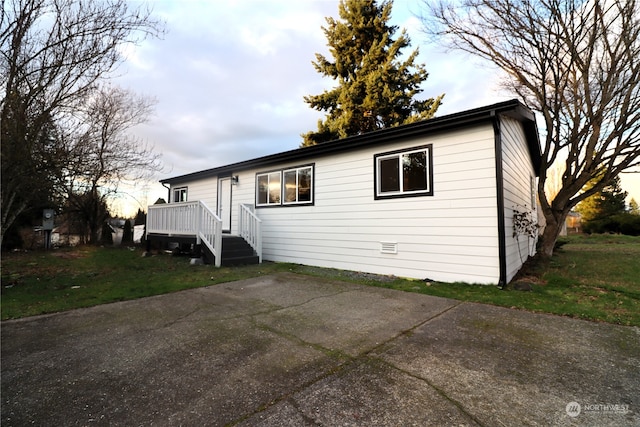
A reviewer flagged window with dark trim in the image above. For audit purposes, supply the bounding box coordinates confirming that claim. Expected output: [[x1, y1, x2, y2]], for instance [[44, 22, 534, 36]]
[[256, 171, 281, 206], [374, 145, 433, 199], [173, 186, 188, 203], [256, 164, 314, 207]]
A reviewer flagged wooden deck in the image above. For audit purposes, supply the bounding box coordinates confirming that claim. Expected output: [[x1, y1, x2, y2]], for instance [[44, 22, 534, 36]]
[[146, 201, 262, 267]]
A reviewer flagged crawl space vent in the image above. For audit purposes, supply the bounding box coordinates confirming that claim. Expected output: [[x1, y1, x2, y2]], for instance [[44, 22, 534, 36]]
[[380, 241, 398, 254]]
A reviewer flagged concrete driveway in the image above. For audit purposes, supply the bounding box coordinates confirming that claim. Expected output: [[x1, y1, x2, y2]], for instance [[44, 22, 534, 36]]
[[2, 273, 638, 426]]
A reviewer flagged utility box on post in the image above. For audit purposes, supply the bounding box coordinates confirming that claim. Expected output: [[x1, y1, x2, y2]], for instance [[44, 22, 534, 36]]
[[43, 209, 55, 249]]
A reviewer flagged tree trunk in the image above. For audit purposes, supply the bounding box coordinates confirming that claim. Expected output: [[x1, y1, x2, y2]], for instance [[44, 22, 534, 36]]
[[540, 209, 569, 257], [0, 197, 28, 249]]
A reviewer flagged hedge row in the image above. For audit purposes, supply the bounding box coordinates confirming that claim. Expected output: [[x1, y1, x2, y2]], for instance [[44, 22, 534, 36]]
[[582, 213, 640, 236]]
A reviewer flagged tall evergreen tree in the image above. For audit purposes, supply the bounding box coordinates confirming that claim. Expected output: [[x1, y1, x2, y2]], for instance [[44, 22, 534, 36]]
[[577, 176, 627, 222], [134, 208, 147, 225], [122, 219, 133, 244], [302, 0, 443, 146]]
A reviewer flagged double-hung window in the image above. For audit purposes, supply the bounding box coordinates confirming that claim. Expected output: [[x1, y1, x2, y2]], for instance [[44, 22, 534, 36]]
[[256, 164, 314, 207], [256, 171, 282, 206], [173, 187, 188, 203], [375, 145, 433, 199], [284, 166, 313, 204]]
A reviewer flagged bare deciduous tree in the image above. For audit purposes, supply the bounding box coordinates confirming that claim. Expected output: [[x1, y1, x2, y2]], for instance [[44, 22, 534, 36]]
[[1, 0, 163, 246], [422, 0, 640, 256], [60, 85, 161, 243]]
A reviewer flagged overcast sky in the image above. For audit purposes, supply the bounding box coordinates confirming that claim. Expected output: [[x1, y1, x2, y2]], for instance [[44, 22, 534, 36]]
[[112, 0, 638, 215]]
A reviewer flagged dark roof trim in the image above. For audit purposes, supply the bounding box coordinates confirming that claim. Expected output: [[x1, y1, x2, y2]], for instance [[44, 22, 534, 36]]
[[161, 99, 542, 185]]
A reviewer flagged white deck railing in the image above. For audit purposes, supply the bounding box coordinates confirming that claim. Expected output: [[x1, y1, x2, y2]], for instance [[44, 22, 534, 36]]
[[238, 204, 262, 263], [147, 201, 223, 267]]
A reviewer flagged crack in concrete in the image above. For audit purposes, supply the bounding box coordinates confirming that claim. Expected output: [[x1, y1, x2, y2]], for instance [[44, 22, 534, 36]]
[[348, 302, 487, 425], [359, 300, 463, 357], [160, 283, 353, 329], [227, 299, 465, 425], [375, 357, 486, 427]]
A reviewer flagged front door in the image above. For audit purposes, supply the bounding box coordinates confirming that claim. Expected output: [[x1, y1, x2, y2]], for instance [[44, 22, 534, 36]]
[[218, 177, 232, 233]]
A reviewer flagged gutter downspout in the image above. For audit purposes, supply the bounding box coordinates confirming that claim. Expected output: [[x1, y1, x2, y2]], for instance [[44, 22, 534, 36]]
[[162, 182, 171, 203], [492, 114, 508, 289]]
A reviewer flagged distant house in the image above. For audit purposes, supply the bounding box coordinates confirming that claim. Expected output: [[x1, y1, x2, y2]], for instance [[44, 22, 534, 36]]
[[147, 99, 541, 285], [563, 212, 582, 235], [51, 218, 85, 247], [133, 225, 145, 244]]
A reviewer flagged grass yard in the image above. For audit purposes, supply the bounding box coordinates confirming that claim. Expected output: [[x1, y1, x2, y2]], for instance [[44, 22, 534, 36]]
[[2, 234, 639, 325], [0, 247, 289, 320], [292, 234, 640, 326]]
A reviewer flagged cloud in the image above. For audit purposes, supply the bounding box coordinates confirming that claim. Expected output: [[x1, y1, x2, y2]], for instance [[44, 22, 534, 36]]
[[120, 1, 336, 175], [115, 0, 551, 212]]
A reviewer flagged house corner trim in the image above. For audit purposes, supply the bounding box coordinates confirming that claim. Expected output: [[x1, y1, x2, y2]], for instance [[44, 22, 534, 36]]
[[493, 117, 507, 288]]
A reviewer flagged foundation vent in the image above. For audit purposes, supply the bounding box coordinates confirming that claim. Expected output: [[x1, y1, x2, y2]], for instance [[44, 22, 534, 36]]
[[380, 241, 398, 254]]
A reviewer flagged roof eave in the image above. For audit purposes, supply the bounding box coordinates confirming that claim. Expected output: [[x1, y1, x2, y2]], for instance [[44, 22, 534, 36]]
[[161, 99, 542, 185]]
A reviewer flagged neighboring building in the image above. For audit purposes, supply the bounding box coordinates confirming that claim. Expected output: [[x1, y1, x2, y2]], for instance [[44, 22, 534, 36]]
[[133, 225, 145, 244], [563, 212, 582, 235], [51, 225, 83, 247], [147, 99, 541, 285], [51, 217, 86, 247]]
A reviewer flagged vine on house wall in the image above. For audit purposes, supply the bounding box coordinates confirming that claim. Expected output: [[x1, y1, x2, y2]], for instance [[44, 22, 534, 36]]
[[513, 205, 538, 239], [513, 205, 538, 262]]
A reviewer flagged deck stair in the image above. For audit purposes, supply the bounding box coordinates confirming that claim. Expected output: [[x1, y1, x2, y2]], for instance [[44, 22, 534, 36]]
[[147, 201, 261, 267], [217, 235, 260, 266]]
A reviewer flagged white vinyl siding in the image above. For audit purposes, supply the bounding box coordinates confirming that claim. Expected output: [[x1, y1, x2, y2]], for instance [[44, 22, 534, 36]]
[[167, 118, 539, 285], [501, 116, 538, 282], [232, 124, 501, 284], [170, 179, 217, 212]]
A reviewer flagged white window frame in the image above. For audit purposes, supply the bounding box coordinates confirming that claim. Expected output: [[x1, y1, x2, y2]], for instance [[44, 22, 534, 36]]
[[530, 175, 537, 210], [283, 165, 314, 205], [173, 186, 188, 203], [256, 164, 314, 207], [256, 171, 282, 207], [375, 145, 433, 199]]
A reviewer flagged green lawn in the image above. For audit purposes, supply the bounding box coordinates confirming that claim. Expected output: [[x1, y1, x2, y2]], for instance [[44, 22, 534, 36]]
[[0, 247, 288, 320], [2, 235, 639, 325]]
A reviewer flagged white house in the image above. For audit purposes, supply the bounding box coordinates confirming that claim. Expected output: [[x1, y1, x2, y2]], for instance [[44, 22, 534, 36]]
[[147, 99, 541, 286]]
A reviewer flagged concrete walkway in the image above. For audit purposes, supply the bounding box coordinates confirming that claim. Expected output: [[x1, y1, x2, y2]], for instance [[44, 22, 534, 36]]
[[2, 273, 638, 426]]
